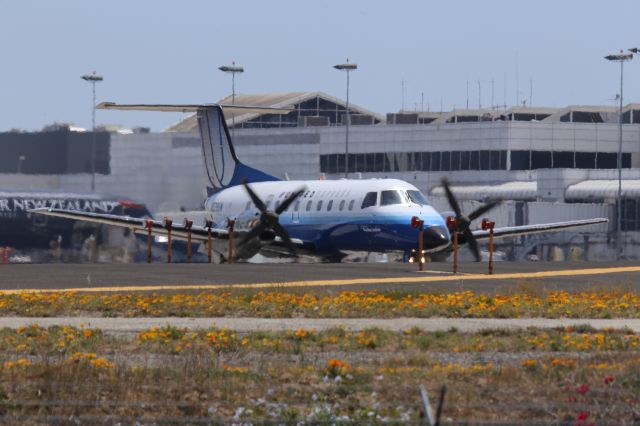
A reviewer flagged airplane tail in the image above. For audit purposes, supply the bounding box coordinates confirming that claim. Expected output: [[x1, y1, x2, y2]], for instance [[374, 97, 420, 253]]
[[97, 102, 285, 193], [196, 106, 280, 194]]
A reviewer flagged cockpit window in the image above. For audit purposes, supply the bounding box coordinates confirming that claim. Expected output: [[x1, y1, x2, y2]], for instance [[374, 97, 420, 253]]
[[380, 190, 406, 206], [407, 190, 429, 205], [361, 192, 377, 209]]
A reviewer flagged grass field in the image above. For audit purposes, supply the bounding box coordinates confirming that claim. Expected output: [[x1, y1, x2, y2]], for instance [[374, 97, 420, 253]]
[[1, 287, 638, 423], [0, 324, 638, 424], [0, 288, 639, 318]]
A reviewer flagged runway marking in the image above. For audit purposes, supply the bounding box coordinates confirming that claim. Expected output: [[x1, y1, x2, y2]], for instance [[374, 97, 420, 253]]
[[1, 265, 640, 294]]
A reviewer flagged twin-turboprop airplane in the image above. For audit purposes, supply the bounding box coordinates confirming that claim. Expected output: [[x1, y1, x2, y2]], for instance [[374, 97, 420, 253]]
[[33, 102, 608, 262]]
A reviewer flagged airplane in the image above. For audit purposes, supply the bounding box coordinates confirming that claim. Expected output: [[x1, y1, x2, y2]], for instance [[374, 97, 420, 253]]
[[0, 190, 150, 249], [31, 102, 608, 263]]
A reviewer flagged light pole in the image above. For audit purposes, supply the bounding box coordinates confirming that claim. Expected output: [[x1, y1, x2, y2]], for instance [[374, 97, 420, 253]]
[[17, 155, 25, 174], [218, 62, 244, 130], [604, 51, 633, 258], [81, 72, 103, 192], [334, 59, 357, 178]]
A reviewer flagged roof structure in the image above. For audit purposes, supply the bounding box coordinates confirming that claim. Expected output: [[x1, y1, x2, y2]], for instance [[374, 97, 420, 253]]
[[565, 180, 640, 200], [430, 181, 537, 201], [165, 92, 384, 132], [542, 105, 618, 123]]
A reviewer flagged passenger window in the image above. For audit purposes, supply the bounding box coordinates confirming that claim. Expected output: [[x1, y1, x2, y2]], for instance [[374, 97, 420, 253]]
[[294, 200, 300, 211], [316, 200, 323, 211], [306, 200, 312, 211], [348, 200, 355, 211], [327, 200, 333, 211], [361, 192, 378, 209], [339, 200, 345, 211], [245, 201, 251, 211], [381, 190, 405, 206]]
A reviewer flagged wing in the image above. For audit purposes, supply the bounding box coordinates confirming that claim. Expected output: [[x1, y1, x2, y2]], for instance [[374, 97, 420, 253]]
[[472, 218, 608, 240], [29, 208, 228, 242], [97, 102, 293, 115]]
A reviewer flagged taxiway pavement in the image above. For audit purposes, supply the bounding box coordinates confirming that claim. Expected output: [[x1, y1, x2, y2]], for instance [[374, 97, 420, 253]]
[[0, 261, 639, 293]]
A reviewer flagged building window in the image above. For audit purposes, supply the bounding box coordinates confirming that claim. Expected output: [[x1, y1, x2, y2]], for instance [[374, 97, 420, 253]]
[[478, 150, 489, 170], [622, 198, 640, 230], [431, 152, 441, 171], [510, 151, 530, 170], [596, 153, 617, 169], [441, 152, 451, 171], [532, 151, 552, 169], [470, 151, 479, 170], [451, 151, 461, 171], [553, 151, 574, 168]]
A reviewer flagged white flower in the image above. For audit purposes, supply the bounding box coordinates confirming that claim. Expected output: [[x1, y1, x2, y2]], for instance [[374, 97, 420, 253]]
[[233, 406, 245, 420]]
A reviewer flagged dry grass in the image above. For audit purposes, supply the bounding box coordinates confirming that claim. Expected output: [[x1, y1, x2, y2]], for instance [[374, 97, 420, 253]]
[[0, 325, 638, 424]]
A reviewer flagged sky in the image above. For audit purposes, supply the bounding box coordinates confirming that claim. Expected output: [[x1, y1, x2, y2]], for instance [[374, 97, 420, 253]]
[[1, 0, 640, 132]]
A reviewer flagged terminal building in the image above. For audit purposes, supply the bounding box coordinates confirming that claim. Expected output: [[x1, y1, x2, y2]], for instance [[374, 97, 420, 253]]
[[3, 92, 640, 260]]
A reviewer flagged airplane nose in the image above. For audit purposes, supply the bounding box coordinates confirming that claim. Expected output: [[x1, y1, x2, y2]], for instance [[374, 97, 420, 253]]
[[422, 225, 450, 249]]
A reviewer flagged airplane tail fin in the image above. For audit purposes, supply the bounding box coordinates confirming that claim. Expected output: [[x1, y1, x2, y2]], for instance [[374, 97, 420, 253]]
[[197, 106, 279, 193], [97, 102, 286, 192]]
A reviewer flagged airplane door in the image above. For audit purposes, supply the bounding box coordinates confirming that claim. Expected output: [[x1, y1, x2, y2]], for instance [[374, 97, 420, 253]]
[[291, 200, 301, 224], [360, 192, 378, 249]]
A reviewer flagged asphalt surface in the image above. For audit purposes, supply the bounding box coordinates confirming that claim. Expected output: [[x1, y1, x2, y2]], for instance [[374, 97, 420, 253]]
[[1, 261, 639, 292]]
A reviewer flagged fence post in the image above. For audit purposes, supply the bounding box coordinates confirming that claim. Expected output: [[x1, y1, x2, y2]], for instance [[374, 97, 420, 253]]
[[411, 216, 425, 271], [482, 219, 495, 275], [205, 219, 213, 264], [184, 219, 193, 263], [164, 218, 172, 263], [145, 220, 153, 263], [227, 219, 235, 264]]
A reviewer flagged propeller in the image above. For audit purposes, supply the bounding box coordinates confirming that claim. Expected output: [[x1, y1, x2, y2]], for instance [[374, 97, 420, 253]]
[[234, 181, 306, 260], [441, 178, 499, 261]]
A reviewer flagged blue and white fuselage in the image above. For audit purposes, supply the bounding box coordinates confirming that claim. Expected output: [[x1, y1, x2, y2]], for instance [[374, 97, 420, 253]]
[[205, 178, 450, 255]]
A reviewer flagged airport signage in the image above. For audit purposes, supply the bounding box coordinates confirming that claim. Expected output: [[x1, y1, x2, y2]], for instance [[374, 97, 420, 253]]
[[0, 198, 120, 218]]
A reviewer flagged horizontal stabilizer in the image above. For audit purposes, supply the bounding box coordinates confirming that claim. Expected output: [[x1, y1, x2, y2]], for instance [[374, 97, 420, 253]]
[[97, 102, 293, 115]]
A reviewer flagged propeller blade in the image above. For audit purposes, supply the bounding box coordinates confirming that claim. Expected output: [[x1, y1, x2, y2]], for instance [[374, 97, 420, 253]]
[[441, 178, 462, 217], [275, 187, 306, 215], [463, 228, 481, 262], [272, 222, 297, 255], [237, 222, 266, 248], [468, 200, 499, 222], [243, 181, 267, 214]]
